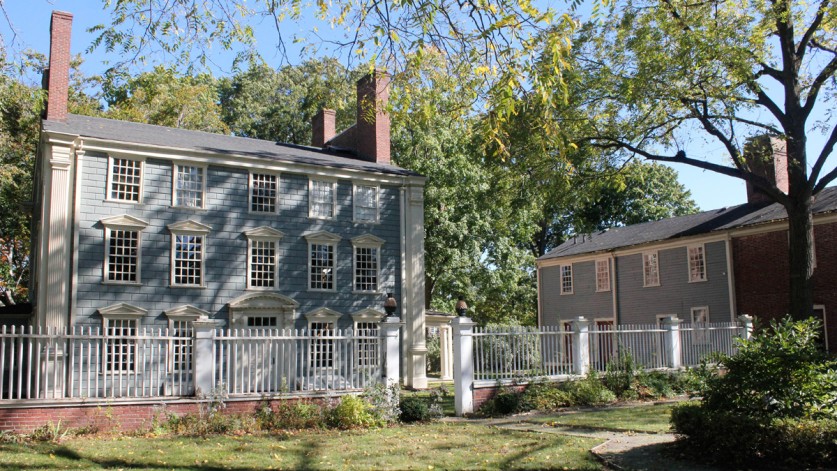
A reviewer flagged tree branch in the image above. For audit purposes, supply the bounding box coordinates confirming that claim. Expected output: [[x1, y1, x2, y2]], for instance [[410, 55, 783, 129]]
[[802, 55, 837, 118], [797, 0, 829, 59]]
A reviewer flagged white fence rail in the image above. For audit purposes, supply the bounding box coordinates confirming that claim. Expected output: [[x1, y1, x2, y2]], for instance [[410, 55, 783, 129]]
[[471, 319, 746, 383], [214, 328, 382, 396], [0, 325, 384, 402]]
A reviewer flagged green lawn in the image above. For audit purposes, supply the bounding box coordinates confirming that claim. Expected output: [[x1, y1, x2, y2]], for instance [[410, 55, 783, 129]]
[[528, 403, 678, 433], [0, 422, 603, 470]]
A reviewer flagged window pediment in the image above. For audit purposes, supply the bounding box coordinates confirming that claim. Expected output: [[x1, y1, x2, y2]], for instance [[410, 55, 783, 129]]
[[303, 230, 342, 243], [168, 220, 212, 234], [100, 214, 150, 230], [244, 226, 285, 240], [228, 292, 299, 310], [165, 304, 210, 320], [304, 307, 342, 323], [351, 308, 385, 323], [98, 302, 147, 318], [351, 234, 385, 248]]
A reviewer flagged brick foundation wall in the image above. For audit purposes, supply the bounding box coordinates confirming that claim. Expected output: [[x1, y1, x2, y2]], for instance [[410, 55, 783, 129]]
[[473, 384, 527, 411], [0, 396, 333, 434], [733, 222, 837, 350]]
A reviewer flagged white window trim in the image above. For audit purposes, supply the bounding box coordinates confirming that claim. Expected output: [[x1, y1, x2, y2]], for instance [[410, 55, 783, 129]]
[[249, 171, 280, 214], [100, 215, 149, 285], [304, 231, 342, 292], [227, 292, 299, 329], [244, 226, 285, 290], [172, 163, 208, 209], [105, 155, 145, 204], [351, 234, 385, 294], [655, 314, 676, 326], [168, 220, 212, 288], [595, 258, 611, 292], [98, 303, 146, 375], [308, 177, 338, 220], [687, 244, 708, 283], [560, 264, 573, 295], [352, 182, 380, 224], [643, 251, 661, 287]]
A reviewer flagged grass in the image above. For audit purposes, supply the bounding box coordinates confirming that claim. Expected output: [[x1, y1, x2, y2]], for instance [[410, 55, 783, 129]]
[[528, 403, 678, 433], [0, 422, 603, 470]]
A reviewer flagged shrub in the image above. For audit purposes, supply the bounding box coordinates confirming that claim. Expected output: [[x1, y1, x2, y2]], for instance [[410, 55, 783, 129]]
[[477, 386, 523, 416], [328, 395, 383, 429], [561, 372, 616, 406], [603, 352, 638, 398], [519, 382, 573, 412], [363, 383, 401, 424], [399, 396, 431, 423], [255, 400, 326, 431]]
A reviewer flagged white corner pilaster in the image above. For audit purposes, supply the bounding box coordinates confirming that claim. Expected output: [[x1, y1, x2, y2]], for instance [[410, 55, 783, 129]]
[[661, 315, 683, 369], [403, 182, 427, 389], [738, 314, 754, 341], [571, 317, 591, 376], [452, 316, 476, 416], [192, 316, 217, 395], [38, 142, 75, 331]]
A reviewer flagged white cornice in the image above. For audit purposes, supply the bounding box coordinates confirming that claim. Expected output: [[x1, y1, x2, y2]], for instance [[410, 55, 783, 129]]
[[168, 220, 212, 234], [243, 226, 285, 240], [100, 214, 150, 230]]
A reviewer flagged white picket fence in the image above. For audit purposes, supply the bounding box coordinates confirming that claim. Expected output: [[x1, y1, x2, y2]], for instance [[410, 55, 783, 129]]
[[471, 319, 745, 383], [0, 325, 383, 401]]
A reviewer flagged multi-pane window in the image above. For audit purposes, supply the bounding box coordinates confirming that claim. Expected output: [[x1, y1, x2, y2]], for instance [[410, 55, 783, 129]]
[[105, 318, 137, 373], [309, 321, 335, 368], [174, 165, 205, 208], [560, 265, 573, 294], [688, 245, 707, 282], [249, 240, 276, 288], [173, 235, 204, 286], [251, 173, 278, 213], [354, 184, 379, 223], [643, 252, 660, 287], [310, 179, 335, 219], [355, 322, 380, 368], [309, 243, 335, 290], [595, 259, 610, 292], [107, 229, 139, 282], [171, 320, 193, 373], [354, 247, 379, 292], [108, 157, 143, 202], [691, 307, 709, 344], [247, 316, 279, 328]]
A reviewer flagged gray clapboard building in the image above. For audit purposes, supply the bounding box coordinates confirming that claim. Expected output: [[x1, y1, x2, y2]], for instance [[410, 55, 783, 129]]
[[31, 11, 429, 387]]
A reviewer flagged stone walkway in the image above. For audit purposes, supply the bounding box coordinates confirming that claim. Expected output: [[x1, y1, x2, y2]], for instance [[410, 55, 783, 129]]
[[445, 415, 719, 471]]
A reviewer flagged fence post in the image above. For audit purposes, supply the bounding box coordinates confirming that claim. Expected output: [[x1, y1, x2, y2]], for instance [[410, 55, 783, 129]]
[[192, 316, 216, 396], [738, 314, 754, 341], [571, 317, 590, 376], [380, 316, 403, 388], [661, 316, 682, 369], [452, 316, 476, 416]]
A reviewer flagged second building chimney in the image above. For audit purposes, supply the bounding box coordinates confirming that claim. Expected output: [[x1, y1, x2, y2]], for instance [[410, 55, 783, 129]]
[[744, 135, 789, 204], [355, 70, 391, 165], [44, 11, 73, 122], [311, 109, 336, 148]]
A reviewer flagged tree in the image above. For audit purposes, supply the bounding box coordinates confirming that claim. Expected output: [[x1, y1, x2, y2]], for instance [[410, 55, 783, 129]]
[[581, 1, 837, 318], [219, 59, 358, 144]]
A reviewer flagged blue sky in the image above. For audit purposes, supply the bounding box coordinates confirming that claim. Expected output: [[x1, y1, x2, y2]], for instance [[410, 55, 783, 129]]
[[8, 0, 826, 212]]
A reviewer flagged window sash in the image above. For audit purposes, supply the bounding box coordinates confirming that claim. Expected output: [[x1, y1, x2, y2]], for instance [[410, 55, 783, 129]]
[[247, 315, 279, 328], [354, 185, 378, 222], [354, 246, 379, 292], [173, 235, 204, 286], [109, 158, 143, 202], [643, 252, 660, 287], [251, 173, 278, 213], [595, 259, 610, 292], [310, 180, 335, 218], [560, 265, 573, 294], [309, 322, 335, 368], [691, 307, 709, 344], [171, 320, 193, 373], [309, 243, 335, 290], [105, 319, 137, 373], [354, 322, 379, 368], [688, 246, 706, 282], [174, 165, 205, 208], [106, 229, 139, 283], [249, 240, 276, 288]]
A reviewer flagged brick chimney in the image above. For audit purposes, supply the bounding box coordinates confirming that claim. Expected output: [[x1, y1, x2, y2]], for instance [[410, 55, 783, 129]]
[[355, 70, 391, 164], [744, 135, 789, 204], [311, 109, 336, 148], [44, 11, 73, 122]]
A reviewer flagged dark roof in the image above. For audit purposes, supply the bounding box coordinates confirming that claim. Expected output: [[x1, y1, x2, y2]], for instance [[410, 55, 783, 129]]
[[43, 114, 420, 177], [539, 186, 837, 261]]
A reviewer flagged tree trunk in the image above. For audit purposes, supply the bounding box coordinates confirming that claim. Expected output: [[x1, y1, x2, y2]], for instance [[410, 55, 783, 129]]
[[785, 197, 815, 320]]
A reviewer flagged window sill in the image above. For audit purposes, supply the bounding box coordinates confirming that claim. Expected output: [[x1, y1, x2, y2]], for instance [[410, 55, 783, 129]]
[[245, 287, 277, 291], [308, 288, 337, 293], [170, 205, 207, 211], [643, 283, 661, 288], [595, 289, 611, 293], [352, 290, 381, 295], [101, 281, 143, 286], [308, 215, 336, 221], [103, 199, 142, 205], [170, 284, 207, 289], [559, 291, 574, 296], [688, 278, 708, 284], [353, 219, 381, 225]]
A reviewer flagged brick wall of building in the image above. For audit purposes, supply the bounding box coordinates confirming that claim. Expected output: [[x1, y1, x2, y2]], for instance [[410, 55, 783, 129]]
[[733, 221, 837, 350]]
